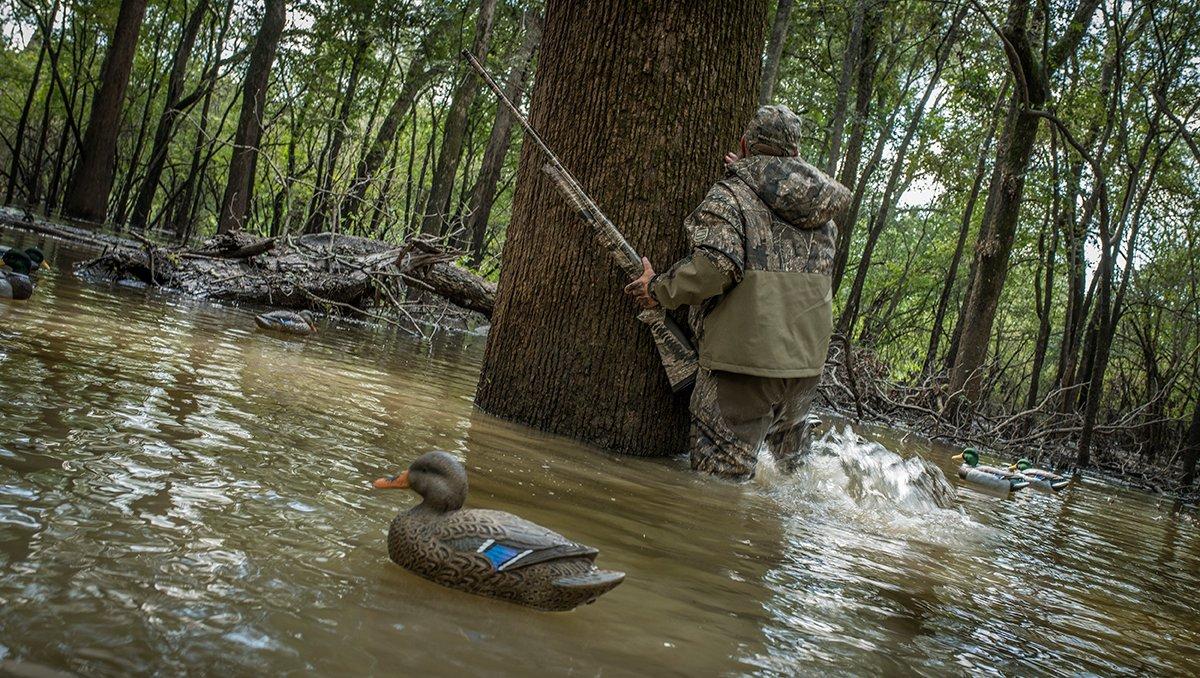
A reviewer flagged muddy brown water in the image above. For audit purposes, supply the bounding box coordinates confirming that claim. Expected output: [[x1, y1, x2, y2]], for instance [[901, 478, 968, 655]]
[[2, 233, 1199, 676]]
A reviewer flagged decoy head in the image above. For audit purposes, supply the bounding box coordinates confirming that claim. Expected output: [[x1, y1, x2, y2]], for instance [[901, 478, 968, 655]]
[[373, 450, 467, 512], [299, 310, 317, 331], [2, 249, 33, 276], [951, 448, 980, 467], [24, 248, 48, 270], [1009, 458, 1033, 472]]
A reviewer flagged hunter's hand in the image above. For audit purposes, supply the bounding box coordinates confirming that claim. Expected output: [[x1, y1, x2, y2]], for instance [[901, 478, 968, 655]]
[[624, 257, 658, 309], [724, 151, 740, 167]]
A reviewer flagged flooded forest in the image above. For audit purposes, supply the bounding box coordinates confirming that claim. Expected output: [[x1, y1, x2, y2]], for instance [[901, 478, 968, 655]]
[[2, 0, 1200, 673]]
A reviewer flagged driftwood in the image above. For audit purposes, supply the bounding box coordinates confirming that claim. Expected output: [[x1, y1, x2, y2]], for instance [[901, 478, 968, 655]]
[[0, 207, 494, 319]]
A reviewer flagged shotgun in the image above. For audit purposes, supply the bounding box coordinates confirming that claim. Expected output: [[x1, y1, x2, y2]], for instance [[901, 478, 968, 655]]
[[462, 50, 698, 393]]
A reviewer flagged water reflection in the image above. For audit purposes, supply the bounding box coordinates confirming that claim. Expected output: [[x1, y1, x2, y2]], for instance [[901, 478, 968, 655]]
[[1, 232, 1199, 676]]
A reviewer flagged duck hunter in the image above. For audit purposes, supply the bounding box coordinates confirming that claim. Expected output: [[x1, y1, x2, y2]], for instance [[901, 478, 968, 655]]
[[624, 105, 851, 479]]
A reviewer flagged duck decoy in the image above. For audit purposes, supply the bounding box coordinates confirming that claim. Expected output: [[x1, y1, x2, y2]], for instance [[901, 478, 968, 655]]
[[952, 448, 1029, 493], [1009, 458, 1070, 492], [1, 250, 35, 300], [23, 248, 48, 278], [374, 451, 625, 611], [254, 309, 316, 335]]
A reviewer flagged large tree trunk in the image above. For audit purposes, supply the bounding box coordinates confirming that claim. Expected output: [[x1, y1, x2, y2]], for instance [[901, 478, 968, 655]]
[[216, 0, 286, 234], [61, 0, 148, 223], [418, 0, 499, 237], [758, 0, 794, 105], [1182, 394, 1200, 489], [466, 10, 542, 267], [129, 0, 209, 229], [475, 0, 766, 456]]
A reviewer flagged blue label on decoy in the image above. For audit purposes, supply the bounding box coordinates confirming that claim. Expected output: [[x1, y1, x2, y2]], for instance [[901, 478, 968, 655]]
[[482, 543, 522, 570]]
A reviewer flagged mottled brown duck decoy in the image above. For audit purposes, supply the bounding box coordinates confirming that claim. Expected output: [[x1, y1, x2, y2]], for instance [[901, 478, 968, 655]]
[[373, 451, 625, 611], [253, 309, 316, 335]]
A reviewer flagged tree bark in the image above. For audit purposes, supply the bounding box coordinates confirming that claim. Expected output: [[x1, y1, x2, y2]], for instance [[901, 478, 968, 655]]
[[467, 10, 543, 267], [216, 0, 286, 234], [476, 0, 766, 456], [758, 0, 794, 105], [1182, 394, 1200, 488], [61, 0, 149, 223], [419, 0, 499, 236], [129, 0, 209, 229]]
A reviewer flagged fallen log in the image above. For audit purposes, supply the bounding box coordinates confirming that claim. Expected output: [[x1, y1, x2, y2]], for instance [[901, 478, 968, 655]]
[[0, 207, 495, 319]]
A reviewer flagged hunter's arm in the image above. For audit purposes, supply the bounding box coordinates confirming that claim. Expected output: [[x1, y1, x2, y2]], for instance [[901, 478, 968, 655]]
[[649, 183, 744, 310], [649, 249, 737, 310]]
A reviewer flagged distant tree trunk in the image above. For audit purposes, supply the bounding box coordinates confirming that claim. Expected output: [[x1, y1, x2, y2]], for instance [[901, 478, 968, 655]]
[[129, 0, 209, 230], [824, 0, 865, 175], [949, 0, 1100, 402], [6, 2, 58, 206], [838, 9, 960, 334], [339, 25, 447, 229], [305, 33, 370, 234], [419, 0, 499, 236], [476, 0, 766, 457], [61, 0, 148, 223], [758, 0, 793, 105], [216, 0, 286, 234], [924, 84, 1003, 376], [830, 3, 881, 293], [467, 11, 542, 267]]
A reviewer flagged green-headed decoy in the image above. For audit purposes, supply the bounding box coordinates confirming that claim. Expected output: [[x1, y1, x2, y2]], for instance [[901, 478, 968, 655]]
[[374, 451, 625, 611], [254, 309, 316, 335], [1009, 458, 1070, 492], [952, 448, 1029, 493], [1, 250, 35, 300]]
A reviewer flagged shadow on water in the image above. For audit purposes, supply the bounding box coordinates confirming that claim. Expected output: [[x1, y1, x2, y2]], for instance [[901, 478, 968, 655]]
[[2, 230, 1200, 676]]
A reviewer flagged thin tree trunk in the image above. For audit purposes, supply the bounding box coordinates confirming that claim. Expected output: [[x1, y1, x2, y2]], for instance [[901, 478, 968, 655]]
[[467, 11, 542, 267], [830, 3, 881, 293], [419, 0, 499, 236], [825, 0, 865, 175], [305, 33, 370, 234], [948, 0, 1101, 402], [6, 1, 58, 206], [758, 0, 794, 105], [338, 24, 447, 229], [130, 0, 209, 229], [476, 0, 767, 457], [1182, 394, 1200, 488], [216, 0, 286, 234], [61, 0, 149, 223], [924, 84, 1004, 376]]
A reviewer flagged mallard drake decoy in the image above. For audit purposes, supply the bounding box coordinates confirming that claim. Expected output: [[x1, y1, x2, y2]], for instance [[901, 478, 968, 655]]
[[1009, 458, 1070, 492], [254, 309, 316, 335], [952, 448, 1029, 493], [374, 451, 625, 611], [1, 250, 35, 300]]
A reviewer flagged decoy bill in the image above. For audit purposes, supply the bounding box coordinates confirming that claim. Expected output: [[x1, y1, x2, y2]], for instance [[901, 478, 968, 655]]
[[374, 451, 625, 611]]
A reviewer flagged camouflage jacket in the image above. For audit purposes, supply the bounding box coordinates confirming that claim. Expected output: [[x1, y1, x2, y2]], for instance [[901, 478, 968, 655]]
[[650, 155, 850, 378]]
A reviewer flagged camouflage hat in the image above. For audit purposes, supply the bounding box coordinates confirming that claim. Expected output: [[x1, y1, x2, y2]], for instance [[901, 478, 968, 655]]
[[743, 105, 802, 157]]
